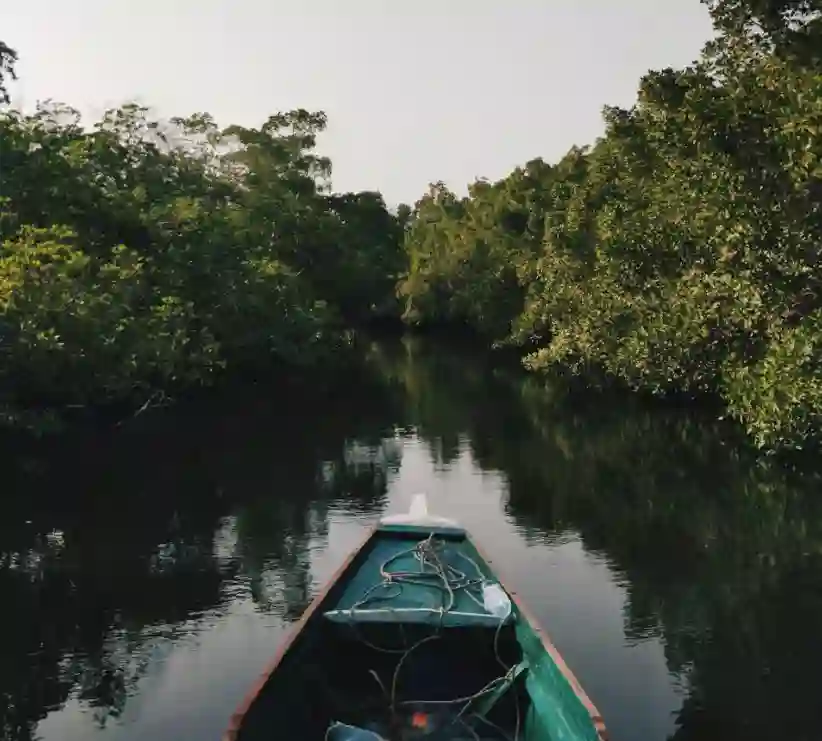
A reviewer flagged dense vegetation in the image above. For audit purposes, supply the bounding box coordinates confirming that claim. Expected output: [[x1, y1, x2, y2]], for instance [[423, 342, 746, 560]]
[[3, 0, 822, 451], [0, 44, 405, 430], [400, 0, 822, 451]]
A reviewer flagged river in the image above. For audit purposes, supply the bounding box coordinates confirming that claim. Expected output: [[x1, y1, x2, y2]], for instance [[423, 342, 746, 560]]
[[2, 336, 822, 741]]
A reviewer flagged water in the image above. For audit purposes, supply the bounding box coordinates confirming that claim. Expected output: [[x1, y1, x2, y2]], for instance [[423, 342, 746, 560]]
[[3, 336, 822, 741]]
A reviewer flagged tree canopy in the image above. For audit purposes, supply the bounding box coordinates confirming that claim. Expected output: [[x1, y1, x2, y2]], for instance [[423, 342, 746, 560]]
[[3, 0, 822, 452], [0, 40, 16, 104], [400, 0, 822, 451], [0, 87, 405, 429]]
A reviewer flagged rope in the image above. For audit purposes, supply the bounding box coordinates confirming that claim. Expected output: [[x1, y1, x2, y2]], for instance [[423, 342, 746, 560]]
[[349, 534, 490, 618], [342, 535, 522, 741]]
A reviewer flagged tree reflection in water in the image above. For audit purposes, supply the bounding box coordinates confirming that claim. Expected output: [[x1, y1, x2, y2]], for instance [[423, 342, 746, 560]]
[[0, 368, 404, 740], [3, 338, 822, 741]]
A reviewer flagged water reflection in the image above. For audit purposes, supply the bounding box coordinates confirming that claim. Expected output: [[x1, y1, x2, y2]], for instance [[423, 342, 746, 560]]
[[371, 337, 822, 741], [0, 370, 403, 741], [2, 338, 822, 741]]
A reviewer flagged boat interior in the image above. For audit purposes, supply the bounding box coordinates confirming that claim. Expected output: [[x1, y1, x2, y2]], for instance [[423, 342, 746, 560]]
[[237, 620, 530, 741], [231, 527, 599, 741]]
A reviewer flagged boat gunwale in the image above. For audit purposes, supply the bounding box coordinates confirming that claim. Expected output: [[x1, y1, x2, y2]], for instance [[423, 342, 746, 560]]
[[467, 532, 609, 741], [221, 525, 378, 741], [221, 524, 609, 741]]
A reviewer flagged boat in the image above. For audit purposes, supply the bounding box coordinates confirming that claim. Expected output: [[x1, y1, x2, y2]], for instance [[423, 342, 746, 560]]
[[223, 494, 608, 741]]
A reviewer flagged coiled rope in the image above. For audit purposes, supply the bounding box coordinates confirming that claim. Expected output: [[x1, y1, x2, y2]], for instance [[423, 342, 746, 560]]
[[340, 534, 521, 740], [350, 533, 491, 618]]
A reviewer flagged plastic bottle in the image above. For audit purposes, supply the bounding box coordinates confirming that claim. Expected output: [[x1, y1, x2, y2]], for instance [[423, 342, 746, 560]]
[[482, 582, 512, 619]]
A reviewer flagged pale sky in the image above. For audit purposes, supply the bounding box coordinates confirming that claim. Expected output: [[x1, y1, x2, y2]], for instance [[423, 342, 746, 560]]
[[2, 0, 713, 205]]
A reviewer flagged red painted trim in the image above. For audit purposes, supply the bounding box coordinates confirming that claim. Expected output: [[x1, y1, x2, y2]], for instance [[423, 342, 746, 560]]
[[469, 534, 609, 741], [221, 526, 377, 741]]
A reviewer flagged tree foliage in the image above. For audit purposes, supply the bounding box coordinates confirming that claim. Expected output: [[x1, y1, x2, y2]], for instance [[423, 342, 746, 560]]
[[0, 64, 405, 427], [0, 40, 16, 105], [400, 2, 822, 451], [4, 0, 822, 453]]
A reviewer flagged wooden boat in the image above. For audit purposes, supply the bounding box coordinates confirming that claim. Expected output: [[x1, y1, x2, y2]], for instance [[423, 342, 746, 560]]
[[223, 495, 607, 741]]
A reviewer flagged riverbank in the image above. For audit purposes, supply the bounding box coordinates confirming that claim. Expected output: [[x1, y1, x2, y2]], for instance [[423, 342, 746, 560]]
[[4, 1, 822, 453], [397, 6, 822, 453], [0, 100, 406, 436]]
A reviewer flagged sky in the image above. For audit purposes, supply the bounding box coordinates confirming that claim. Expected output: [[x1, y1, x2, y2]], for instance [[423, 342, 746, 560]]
[[1, 0, 714, 206]]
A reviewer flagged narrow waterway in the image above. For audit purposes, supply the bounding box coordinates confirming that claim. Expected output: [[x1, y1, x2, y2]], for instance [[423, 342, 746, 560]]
[[3, 336, 822, 741]]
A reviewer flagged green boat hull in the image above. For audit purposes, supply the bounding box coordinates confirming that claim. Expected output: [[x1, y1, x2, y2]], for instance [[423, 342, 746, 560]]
[[224, 516, 606, 741]]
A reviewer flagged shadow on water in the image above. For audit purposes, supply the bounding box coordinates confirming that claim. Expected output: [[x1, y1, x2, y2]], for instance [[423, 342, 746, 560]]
[[0, 369, 405, 741], [2, 337, 822, 741]]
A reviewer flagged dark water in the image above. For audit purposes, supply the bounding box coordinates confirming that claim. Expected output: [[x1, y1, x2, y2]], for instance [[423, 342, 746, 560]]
[[3, 336, 822, 741]]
